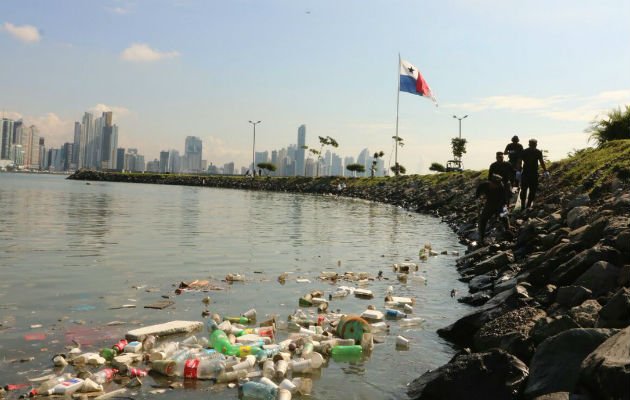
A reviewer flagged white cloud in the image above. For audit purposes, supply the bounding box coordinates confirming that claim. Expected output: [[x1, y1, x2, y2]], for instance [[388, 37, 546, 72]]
[[22, 112, 74, 147], [2, 22, 41, 43], [120, 43, 180, 62], [447, 90, 630, 122], [89, 103, 131, 117]]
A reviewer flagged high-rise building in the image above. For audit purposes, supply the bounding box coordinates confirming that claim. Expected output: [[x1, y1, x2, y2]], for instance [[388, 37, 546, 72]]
[[331, 153, 343, 176], [38, 137, 46, 170], [184, 136, 203, 172], [296, 125, 306, 176], [357, 148, 370, 178], [1, 118, 14, 160], [72, 122, 81, 166], [223, 162, 235, 175], [343, 156, 355, 177], [116, 148, 125, 171], [146, 159, 160, 173], [159, 151, 169, 173], [168, 149, 180, 173], [100, 112, 118, 170], [78, 112, 93, 169], [23, 125, 40, 169], [63, 143, 74, 171]]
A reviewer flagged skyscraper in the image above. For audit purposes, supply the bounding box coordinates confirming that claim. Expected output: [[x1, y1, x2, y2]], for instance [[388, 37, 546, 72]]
[[296, 125, 306, 176], [159, 151, 169, 173], [78, 112, 93, 169], [184, 136, 202, 172], [100, 112, 118, 170], [72, 121, 81, 167], [1, 118, 14, 160]]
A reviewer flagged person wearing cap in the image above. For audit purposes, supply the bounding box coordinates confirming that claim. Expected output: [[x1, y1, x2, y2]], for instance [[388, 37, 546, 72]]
[[488, 151, 515, 205], [518, 138, 548, 210], [475, 173, 510, 244]]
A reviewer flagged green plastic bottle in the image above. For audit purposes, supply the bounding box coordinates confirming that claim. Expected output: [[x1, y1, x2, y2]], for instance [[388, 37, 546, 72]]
[[331, 345, 363, 362], [209, 330, 237, 355], [224, 316, 250, 324]]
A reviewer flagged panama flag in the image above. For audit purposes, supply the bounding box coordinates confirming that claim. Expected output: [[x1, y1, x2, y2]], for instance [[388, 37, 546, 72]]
[[400, 58, 437, 106]]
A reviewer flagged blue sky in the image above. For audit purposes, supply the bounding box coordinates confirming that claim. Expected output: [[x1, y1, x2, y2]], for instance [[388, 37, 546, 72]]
[[2, 0, 629, 173]]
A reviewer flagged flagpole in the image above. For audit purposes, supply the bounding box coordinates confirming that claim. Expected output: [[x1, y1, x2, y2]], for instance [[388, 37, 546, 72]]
[[395, 53, 401, 175]]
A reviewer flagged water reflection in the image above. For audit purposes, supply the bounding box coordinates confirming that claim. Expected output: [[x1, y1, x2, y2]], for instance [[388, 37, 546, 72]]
[[65, 191, 113, 255]]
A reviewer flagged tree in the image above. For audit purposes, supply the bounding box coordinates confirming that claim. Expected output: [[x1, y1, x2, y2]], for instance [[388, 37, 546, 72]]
[[429, 162, 446, 172], [451, 138, 467, 160], [391, 163, 406, 175], [257, 162, 276, 176], [391, 136, 405, 175], [371, 151, 385, 178], [303, 136, 339, 177], [346, 163, 365, 177], [586, 105, 630, 147]]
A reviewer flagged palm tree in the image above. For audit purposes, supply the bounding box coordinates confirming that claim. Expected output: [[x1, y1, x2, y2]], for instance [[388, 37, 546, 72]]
[[346, 163, 365, 177], [303, 136, 339, 177], [586, 105, 630, 147], [371, 151, 385, 178]]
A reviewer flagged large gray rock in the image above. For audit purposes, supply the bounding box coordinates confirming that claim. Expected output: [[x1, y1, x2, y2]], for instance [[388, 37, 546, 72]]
[[615, 230, 630, 254], [568, 300, 602, 328], [551, 246, 621, 287], [469, 271, 497, 293], [569, 217, 609, 248], [567, 194, 591, 210], [474, 306, 546, 362], [580, 326, 630, 400], [438, 285, 531, 347], [556, 285, 593, 307], [524, 328, 616, 399], [574, 261, 621, 297], [472, 251, 514, 275], [597, 287, 630, 328], [532, 315, 581, 344], [407, 349, 529, 400], [567, 206, 591, 230]]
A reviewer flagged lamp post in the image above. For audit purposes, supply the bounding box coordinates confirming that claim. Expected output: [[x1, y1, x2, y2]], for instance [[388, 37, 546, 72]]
[[248, 120, 261, 176], [452, 114, 468, 139]]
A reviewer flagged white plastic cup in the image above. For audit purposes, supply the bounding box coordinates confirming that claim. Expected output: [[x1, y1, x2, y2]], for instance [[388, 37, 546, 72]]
[[278, 388, 292, 400], [275, 359, 288, 379], [396, 335, 410, 348], [278, 378, 297, 393], [259, 376, 278, 389], [262, 360, 275, 378], [242, 308, 257, 320], [232, 355, 256, 371], [290, 358, 312, 373]]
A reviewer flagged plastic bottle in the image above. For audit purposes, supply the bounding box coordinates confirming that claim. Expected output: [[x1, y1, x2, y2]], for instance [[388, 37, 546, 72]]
[[91, 368, 118, 384], [240, 381, 277, 400], [99, 348, 117, 361], [209, 330, 236, 355], [385, 308, 407, 319], [331, 345, 363, 362], [112, 339, 128, 353], [175, 358, 226, 379], [398, 317, 425, 327], [46, 378, 84, 396], [215, 369, 247, 383], [224, 316, 250, 324], [28, 376, 70, 397], [150, 341, 179, 361]]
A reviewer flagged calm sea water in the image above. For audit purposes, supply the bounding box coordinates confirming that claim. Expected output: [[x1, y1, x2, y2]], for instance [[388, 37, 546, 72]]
[[0, 173, 470, 399]]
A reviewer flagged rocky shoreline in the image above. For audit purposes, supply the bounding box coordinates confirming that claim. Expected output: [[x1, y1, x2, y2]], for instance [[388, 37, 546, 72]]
[[68, 144, 630, 400]]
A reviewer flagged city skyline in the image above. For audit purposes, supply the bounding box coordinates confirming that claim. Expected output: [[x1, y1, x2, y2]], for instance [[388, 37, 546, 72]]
[[1, 1, 629, 173]]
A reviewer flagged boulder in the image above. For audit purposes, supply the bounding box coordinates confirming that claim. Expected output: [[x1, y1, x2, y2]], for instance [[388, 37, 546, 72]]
[[556, 285, 593, 308], [567, 206, 591, 230], [597, 287, 630, 328], [568, 217, 608, 248], [615, 230, 630, 254], [474, 306, 547, 362], [567, 194, 590, 210], [523, 328, 616, 399], [618, 264, 630, 286], [532, 315, 581, 344], [531, 394, 569, 400], [574, 261, 621, 297], [469, 272, 497, 293], [534, 284, 558, 306], [580, 326, 630, 400], [438, 285, 531, 347], [551, 246, 621, 287], [407, 349, 529, 400], [472, 251, 513, 275], [568, 300, 602, 328], [458, 291, 492, 306]]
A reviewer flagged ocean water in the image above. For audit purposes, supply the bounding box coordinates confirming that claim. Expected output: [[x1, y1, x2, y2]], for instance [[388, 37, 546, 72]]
[[0, 173, 470, 399]]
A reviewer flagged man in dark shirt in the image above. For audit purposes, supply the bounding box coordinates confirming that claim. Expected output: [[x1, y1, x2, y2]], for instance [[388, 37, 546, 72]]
[[519, 138, 548, 210], [505, 135, 524, 188], [488, 151, 515, 205], [475, 174, 509, 244]]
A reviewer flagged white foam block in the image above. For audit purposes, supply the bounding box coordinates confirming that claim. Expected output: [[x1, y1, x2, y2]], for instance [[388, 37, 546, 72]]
[[125, 320, 203, 341]]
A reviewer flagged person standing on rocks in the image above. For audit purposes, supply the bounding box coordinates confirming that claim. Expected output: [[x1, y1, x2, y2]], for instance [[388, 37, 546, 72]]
[[519, 138, 549, 210], [488, 151, 515, 206], [505, 135, 524, 188], [475, 173, 510, 244]]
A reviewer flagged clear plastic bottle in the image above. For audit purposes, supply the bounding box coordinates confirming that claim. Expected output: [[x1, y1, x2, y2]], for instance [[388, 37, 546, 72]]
[[174, 358, 226, 379], [91, 368, 118, 384], [240, 381, 278, 400], [399, 317, 425, 327], [385, 308, 407, 319], [28, 375, 70, 397]]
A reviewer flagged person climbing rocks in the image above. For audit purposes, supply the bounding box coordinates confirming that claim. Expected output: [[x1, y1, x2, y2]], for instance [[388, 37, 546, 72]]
[[505, 135, 524, 189], [519, 138, 548, 210], [488, 151, 515, 205], [475, 173, 510, 244]]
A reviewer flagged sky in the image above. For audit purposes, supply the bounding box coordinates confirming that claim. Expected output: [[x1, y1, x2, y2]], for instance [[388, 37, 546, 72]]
[[1, 0, 630, 173]]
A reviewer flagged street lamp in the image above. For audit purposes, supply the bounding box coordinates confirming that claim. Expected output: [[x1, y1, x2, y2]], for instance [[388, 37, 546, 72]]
[[248, 120, 261, 176], [452, 115, 468, 139]]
